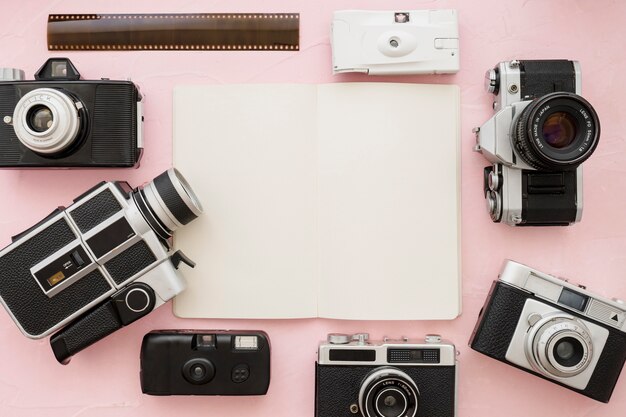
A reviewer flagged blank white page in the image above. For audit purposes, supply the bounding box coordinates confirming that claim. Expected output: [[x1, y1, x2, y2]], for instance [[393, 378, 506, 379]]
[[173, 84, 319, 318], [316, 83, 461, 319], [173, 83, 460, 320]]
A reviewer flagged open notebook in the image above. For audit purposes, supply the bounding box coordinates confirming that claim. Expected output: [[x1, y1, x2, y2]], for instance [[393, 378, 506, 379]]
[[173, 83, 460, 320]]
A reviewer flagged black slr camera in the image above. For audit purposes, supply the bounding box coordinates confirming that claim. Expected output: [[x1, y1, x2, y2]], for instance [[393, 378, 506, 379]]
[[0, 58, 142, 167], [140, 330, 271, 396], [0, 169, 202, 363], [316, 333, 457, 417], [474, 59, 600, 226], [470, 260, 626, 402]]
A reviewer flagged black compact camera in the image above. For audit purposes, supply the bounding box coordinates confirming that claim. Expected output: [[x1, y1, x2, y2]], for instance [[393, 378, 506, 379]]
[[140, 330, 271, 396], [0, 58, 142, 167], [0, 169, 202, 363], [316, 333, 457, 417], [474, 59, 600, 226], [470, 260, 626, 402]]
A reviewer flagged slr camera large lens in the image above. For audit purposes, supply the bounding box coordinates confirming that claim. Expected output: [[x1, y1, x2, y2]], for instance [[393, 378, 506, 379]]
[[513, 92, 600, 170]]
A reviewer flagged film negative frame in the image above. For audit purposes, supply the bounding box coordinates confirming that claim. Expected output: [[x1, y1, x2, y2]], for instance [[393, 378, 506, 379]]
[[48, 13, 300, 51]]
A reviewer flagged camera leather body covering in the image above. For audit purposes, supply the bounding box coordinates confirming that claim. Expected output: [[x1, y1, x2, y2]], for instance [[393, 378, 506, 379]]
[[470, 280, 626, 402], [140, 330, 271, 396]]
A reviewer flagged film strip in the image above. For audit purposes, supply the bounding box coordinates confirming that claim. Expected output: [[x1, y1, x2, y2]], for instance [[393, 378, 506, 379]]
[[47, 13, 300, 51]]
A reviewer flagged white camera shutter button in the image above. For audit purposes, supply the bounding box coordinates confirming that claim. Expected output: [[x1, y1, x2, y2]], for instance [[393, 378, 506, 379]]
[[327, 333, 350, 344], [424, 334, 442, 343], [125, 288, 151, 312]]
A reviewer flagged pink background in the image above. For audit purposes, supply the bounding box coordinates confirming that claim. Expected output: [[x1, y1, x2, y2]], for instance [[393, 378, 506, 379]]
[[1, 0, 626, 416]]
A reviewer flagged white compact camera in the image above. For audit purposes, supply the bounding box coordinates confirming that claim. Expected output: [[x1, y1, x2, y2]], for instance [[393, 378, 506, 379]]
[[331, 10, 459, 75]]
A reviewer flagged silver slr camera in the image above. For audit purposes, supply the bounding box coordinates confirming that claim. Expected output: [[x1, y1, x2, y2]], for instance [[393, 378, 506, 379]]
[[474, 60, 600, 226], [316, 333, 457, 417], [0, 169, 202, 363], [470, 261, 626, 402]]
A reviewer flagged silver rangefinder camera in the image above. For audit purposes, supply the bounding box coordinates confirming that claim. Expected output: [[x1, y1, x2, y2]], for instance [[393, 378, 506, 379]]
[[316, 333, 458, 417], [0, 169, 202, 363], [474, 60, 600, 226], [470, 260, 626, 402]]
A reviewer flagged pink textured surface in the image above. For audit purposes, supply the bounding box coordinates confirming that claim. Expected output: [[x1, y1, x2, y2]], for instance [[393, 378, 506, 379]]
[[1, 0, 626, 416]]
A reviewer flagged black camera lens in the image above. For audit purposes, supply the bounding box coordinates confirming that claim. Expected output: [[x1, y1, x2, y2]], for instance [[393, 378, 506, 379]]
[[183, 358, 215, 385], [375, 388, 408, 417], [359, 367, 418, 417], [553, 337, 585, 367], [542, 111, 577, 149], [27, 105, 54, 133], [132, 168, 203, 241], [513, 92, 600, 170]]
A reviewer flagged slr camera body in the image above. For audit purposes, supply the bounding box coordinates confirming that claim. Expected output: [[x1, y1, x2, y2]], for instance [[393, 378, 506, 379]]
[[474, 59, 600, 226], [469, 260, 626, 402], [140, 330, 271, 396], [316, 333, 457, 417], [0, 169, 202, 363], [0, 58, 142, 168]]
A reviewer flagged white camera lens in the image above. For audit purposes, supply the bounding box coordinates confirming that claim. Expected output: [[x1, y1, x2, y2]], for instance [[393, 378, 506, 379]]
[[12, 87, 82, 155]]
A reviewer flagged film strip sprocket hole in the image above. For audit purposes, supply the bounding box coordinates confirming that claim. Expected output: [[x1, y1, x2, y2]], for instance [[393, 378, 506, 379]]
[[47, 13, 300, 51]]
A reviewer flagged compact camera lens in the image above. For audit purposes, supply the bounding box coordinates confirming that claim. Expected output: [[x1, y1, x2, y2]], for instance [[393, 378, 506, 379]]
[[541, 111, 577, 149], [528, 316, 593, 378], [359, 367, 418, 417], [513, 92, 600, 170], [132, 168, 204, 240], [13, 88, 85, 155], [553, 337, 585, 367], [27, 105, 54, 133], [375, 388, 407, 417], [183, 358, 215, 385]]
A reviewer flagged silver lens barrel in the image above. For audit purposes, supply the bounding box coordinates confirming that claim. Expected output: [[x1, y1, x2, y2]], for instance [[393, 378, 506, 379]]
[[134, 168, 203, 239], [12, 88, 82, 154], [527, 316, 593, 378]]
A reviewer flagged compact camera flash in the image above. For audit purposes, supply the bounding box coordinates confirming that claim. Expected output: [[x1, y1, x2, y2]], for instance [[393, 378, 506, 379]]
[[235, 335, 259, 350]]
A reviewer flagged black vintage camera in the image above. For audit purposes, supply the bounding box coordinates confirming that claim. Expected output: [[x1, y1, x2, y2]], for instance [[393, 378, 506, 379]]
[[140, 330, 271, 396], [0, 58, 142, 167], [474, 59, 600, 226], [0, 169, 202, 363], [316, 333, 457, 417], [469, 260, 626, 402]]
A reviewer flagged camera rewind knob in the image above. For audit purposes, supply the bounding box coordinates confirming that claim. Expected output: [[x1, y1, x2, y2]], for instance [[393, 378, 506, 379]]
[[484, 68, 499, 94], [328, 333, 350, 344], [0, 68, 25, 82]]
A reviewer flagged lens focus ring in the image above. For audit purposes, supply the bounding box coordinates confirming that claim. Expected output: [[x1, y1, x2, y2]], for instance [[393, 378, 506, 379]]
[[527, 315, 593, 378], [513, 92, 600, 170], [359, 367, 419, 417]]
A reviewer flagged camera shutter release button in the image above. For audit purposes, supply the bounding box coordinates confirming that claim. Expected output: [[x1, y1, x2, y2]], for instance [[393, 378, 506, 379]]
[[125, 288, 150, 312]]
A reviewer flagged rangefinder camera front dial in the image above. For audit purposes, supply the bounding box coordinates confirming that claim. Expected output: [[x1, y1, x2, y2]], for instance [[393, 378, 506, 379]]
[[0, 168, 202, 363]]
